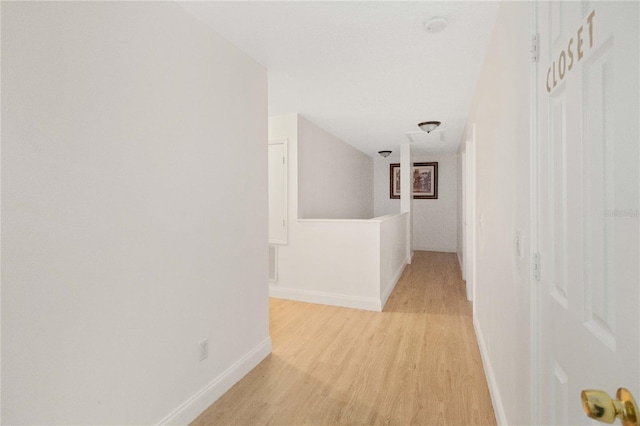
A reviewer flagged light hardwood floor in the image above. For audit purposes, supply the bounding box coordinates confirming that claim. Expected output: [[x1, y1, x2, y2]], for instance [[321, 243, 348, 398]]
[[193, 251, 496, 425]]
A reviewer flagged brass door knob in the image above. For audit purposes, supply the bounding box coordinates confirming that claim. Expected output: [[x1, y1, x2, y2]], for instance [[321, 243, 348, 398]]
[[581, 388, 638, 426]]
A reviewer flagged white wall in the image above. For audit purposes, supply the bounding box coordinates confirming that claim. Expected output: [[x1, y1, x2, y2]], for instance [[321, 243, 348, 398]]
[[459, 2, 532, 425], [379, 214, 409, 304], [297, 116, 373, 219], [1, 2, 270, 424], [269, 115, 407, 311], [270, 217, 382, 311], [374, 154, 458, 252]]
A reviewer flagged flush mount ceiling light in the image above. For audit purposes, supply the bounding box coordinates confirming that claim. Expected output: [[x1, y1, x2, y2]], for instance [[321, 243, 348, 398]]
[[418, 121, 441, 133], [378, 150, 392, 158], [424, 17, 448, 34]]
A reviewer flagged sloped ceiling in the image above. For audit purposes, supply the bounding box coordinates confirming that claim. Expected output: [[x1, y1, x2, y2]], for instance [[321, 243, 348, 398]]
[[179, 1, 500, 157]]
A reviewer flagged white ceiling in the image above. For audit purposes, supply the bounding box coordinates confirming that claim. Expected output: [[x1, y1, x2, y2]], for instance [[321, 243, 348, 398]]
[[178, 1, 500, 157]]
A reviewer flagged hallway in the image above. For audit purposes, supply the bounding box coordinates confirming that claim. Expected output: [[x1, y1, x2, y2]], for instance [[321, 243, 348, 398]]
[[193, 251, 495, 425]]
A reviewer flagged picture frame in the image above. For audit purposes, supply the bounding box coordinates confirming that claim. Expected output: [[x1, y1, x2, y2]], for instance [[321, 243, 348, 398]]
[[389, 162, 438, 199]]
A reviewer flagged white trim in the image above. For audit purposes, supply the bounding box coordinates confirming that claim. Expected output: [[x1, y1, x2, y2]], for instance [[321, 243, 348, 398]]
[[473, 318, 506, 426], [463, 130, 476, 303], [460, 150, 467, 282], [269, 285, 382, 312], [298, 213, 404, 224], [468, 127, 477, 303], [529, 2, 540, 425], [158, 337, 272, 426], [380, 257, 409, 309], [412, 245, 457, 253]]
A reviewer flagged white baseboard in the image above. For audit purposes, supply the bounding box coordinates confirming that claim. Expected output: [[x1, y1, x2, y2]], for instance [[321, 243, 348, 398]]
[[269, 285, 381, 312], [473, 318, 506, 426], [380, 257, 409, 309], [413, 245, 457, 253], [159, 337, 272, 425]]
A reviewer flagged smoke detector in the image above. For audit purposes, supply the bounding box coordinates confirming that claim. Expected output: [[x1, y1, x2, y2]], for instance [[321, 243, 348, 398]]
[[424, 17, 448, 34]]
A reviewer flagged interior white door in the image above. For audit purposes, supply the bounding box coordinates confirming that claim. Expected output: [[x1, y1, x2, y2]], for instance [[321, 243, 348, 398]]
[[536, 2, 639, 425], [268, 140, 287, 244]]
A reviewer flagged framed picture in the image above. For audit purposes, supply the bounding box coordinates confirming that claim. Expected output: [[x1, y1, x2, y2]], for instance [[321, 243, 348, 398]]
[[389, 162, 438, 199]]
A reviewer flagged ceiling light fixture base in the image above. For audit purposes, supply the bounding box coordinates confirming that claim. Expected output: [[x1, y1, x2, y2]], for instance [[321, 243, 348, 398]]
[[418, 121, 441, 133]]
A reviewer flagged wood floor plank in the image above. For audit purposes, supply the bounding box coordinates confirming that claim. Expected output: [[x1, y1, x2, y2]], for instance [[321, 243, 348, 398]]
[[192, 251, 496, 425]]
